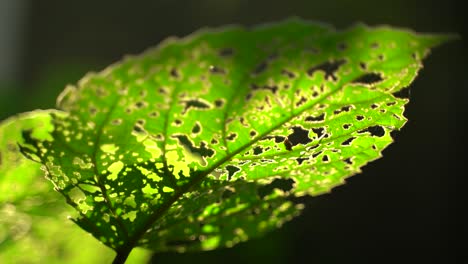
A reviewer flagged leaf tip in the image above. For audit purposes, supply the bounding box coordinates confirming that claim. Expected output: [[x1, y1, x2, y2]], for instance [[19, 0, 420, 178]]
[[419, 32, 460, 49]]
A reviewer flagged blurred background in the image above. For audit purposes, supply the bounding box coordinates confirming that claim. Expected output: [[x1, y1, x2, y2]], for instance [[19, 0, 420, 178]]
[[0, 0, 465, 263]]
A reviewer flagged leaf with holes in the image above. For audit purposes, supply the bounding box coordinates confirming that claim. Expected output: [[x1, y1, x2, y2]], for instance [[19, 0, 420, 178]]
[[16, 18, 453, 262], [0, 111, 151, 263]]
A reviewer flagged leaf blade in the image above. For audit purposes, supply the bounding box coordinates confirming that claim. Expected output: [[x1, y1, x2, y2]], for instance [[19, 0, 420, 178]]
[[18, 19, 452, 253]]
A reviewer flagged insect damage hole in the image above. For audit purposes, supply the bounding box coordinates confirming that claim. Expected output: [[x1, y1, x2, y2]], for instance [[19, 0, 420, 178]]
[[296, 157, 308, 165], [173, 135, 215, 158], [341, 137, 356, 146], [333, 105, 352, 115], [192, 122, 201, 134], [305, 113, 325, 122], [182, 99, 211, 114], [359, 125, 385, 137], [307, 59, 346, 81], [249, 130, 257, 138], [214, 99, 225, 108], [258, 178, 295, 198], [225, 165, 240, 180], [170, 68, 180, 78], [226, 133, 237, 141], [253, 146, 263, 155], [352, 73, 383, 85], [287, 126, 312, 149]]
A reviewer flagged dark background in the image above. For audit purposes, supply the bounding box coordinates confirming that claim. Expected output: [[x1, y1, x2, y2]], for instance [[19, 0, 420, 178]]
[[0, 0, 465, 263]]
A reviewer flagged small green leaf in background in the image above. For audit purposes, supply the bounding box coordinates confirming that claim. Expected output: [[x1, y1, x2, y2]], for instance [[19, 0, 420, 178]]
[[15, 18, 453, 262], [0, 111, 150, 263]]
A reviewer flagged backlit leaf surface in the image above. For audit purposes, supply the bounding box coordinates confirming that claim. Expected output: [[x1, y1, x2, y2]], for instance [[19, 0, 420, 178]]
[[0, 111, 150, 263], [19, 19, 450, 253]]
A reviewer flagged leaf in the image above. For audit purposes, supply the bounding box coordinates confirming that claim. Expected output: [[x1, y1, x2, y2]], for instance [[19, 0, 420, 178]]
[[0, 111, 54, 201], [0, 111, 150, 263], [18, 18, 451, 256]]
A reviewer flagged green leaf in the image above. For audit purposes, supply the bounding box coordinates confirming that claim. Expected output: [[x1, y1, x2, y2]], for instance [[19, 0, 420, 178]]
[[18, 18, 452, 257], [0, 111, 150, 263], [0, 110, 57, 202]]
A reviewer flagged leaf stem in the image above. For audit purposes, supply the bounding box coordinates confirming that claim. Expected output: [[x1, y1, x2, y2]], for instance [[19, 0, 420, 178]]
[[112, 246, 133, 264]]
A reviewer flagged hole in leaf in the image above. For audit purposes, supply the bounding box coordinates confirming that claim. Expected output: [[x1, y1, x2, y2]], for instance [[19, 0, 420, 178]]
[[173, 135, 215, 157], [135, 101, 147, 109], [305, 113, 325, 122], [359, 125, 385, 137], [295, 96, 307, 107], [251, 83, 278, 94], [192, 123, 201, 134], [341, 137, 356, 146], [253, 146, 263, 155], [225, 165, 240, 180], [158, 87, 167, 94], [148, 111, 158, 118], [273, 136, 286, 143], [311, 127, 324, 138], [226, 133, 237, 141], [214, 99, 224, 108], [258, 178, 295, 198], [170, 68, 179, 78], [133, 125, 145, 134], [263, 135, 287, 144], [183, 99, 211, 114], [307, 59, 346, 81], [322, 155, 329, 162], [284, 138, 292, 151], [333, 105, 352, 115], [352, 73, 383, 84], [359, 62, 367, 70], [296, 157, 308, 165], [287, 126, 312, 147], [312, 151, 322, 159]]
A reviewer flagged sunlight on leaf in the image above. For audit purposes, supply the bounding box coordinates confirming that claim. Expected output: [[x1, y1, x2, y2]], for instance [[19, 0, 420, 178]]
[[0, 111, 150, 263], [16, 18, 452, 256]]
